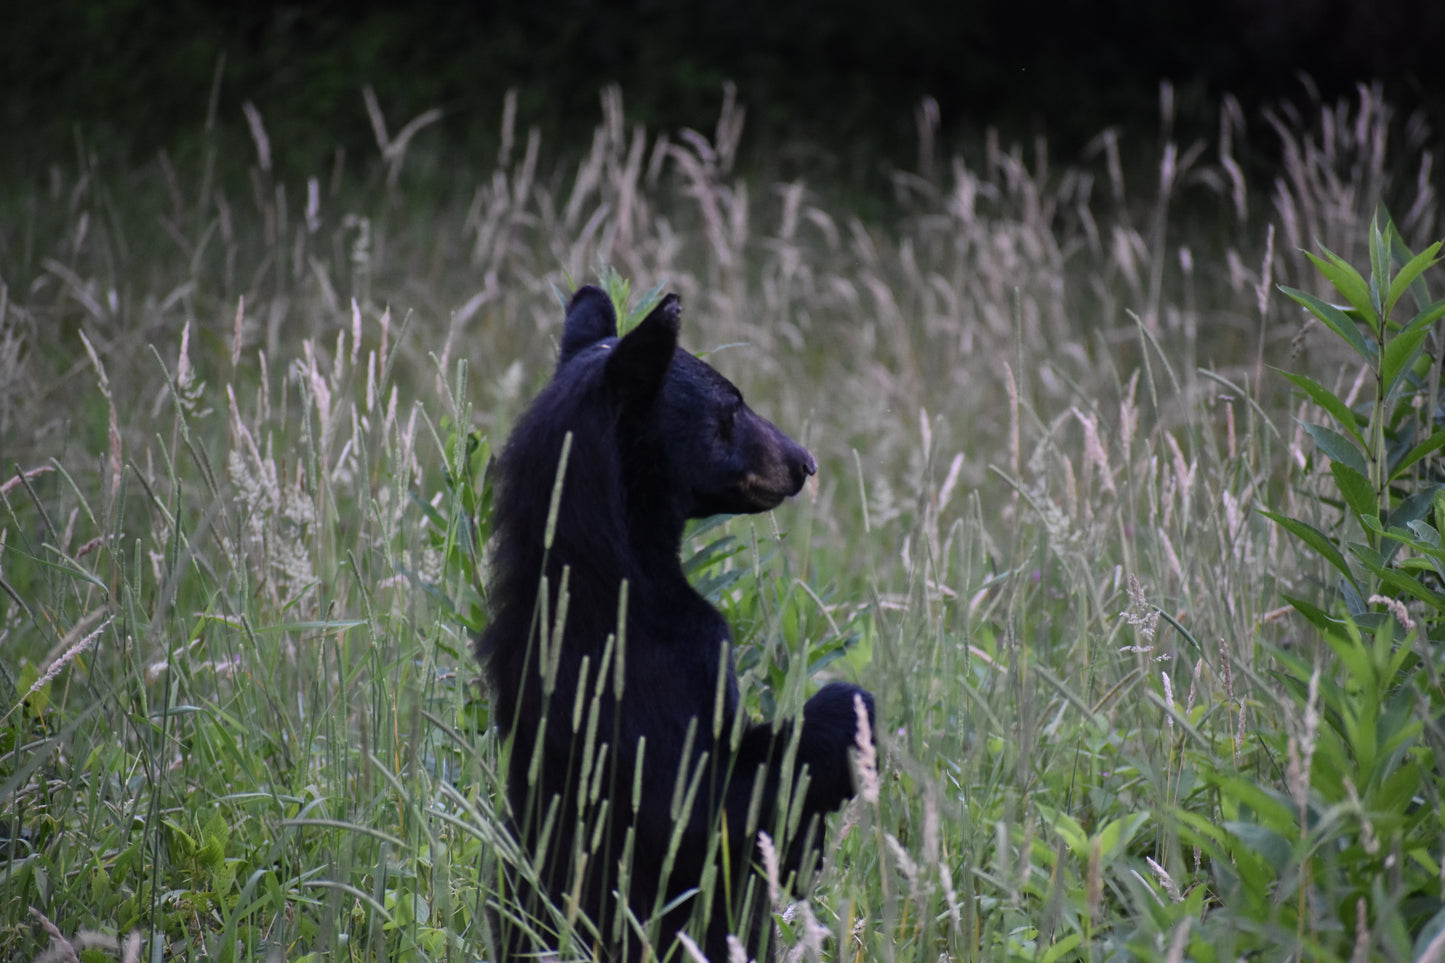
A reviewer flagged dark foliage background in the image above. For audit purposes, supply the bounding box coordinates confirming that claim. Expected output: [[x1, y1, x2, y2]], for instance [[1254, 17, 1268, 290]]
[[6, 0, 1444, 180]]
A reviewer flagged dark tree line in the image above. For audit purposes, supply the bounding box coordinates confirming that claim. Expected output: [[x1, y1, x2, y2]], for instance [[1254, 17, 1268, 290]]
[[4, 0, 1442, 176]]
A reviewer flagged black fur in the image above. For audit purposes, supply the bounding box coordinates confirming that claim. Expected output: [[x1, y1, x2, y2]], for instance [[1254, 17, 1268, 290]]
[[477, 286, 874, 961]]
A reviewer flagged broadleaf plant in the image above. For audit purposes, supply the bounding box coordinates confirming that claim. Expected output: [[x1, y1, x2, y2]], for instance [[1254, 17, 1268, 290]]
[[1276, 210, 1445, 587], [1217, 211, 1445, 953]]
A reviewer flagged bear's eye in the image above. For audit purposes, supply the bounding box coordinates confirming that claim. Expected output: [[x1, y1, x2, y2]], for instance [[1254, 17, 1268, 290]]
[[716, 405, 736, 441]]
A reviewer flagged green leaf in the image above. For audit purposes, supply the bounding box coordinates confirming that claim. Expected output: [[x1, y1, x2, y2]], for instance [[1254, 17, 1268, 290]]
[[1399, 557, 1445, 586], [211, 858, 238, 896], [1416, 905, 1445, 960], [1302, 422, 1371, 478], [407, 491, 449, 529], [1330, 461, 1378, 523], [1174, 809, 1231, 854], [1040, 934, 1083, 963], [1378, 693, 1423, 760], [1347, 539, 1386, 570], [1390, 224, 1433, 307], [1035, 802, 1088, 856], [1387, 485, 1443, 529], [1390, 429, 1445, 483], [264, 871, 284, 916], [1406, 519, 1440, 548], [1370, 210, 1391, 313], [1280, 285, 1372, 359], [1381, 325, 1430, 399], [1405, 296, 1445, 333], [598, 264, 667, 336], [622, 279, 668, 333], [1275, 370, 1365, 445], [1378, 485, 1445, 568], [1341, 571, 1368, 615], [1385, 240, 1442, 316], [1095, 811, 1151, 862], [1306, 248, 1374, 319], [1225, 822, 1293, 875], [1259, 509, 1358, 589], [198, 834, 226, 871], [1280, 592, 1338, 631], [166, 821, 197, 861], [1358, 559, 1444, 611], [1320, 623, 1373, 688]]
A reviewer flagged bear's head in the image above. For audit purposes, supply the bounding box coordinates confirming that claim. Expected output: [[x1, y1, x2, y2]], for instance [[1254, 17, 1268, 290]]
[[559, 285, 816, 519]]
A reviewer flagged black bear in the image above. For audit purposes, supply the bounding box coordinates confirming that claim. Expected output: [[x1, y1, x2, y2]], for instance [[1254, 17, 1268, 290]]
[[477, 285, 874, 961]]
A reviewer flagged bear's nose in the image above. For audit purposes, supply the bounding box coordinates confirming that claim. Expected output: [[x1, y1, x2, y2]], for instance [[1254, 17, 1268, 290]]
[[790, 448, 817, 492]]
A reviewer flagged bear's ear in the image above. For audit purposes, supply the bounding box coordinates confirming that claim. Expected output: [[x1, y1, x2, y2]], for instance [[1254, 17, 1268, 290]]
[[558, 285, 618, 367], [605, 293, 680, 405]]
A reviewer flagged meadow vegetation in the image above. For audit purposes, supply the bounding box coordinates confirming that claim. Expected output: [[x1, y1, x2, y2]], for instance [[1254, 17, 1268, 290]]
[[3, 80, 1445, 961]]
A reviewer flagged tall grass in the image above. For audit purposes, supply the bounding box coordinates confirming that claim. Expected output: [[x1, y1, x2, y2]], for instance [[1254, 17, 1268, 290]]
[[2, 80, 1442, 960]]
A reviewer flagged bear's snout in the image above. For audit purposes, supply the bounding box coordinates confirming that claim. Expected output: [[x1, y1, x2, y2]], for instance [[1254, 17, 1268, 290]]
[[786, 443, 818, 494], [735, 422, 815, 510]]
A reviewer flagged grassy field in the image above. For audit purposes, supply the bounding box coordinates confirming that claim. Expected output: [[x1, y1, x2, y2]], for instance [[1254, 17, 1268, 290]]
[[4, 82, 1445, 961]]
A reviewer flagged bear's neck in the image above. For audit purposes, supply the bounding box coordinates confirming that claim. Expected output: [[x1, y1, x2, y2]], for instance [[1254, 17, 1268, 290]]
[[526, 484, 693, 603], [626, 508, 688, 574]]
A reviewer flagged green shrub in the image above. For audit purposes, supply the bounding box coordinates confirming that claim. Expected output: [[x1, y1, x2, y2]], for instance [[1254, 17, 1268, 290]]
[[1186, 213, 1445, 960]]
